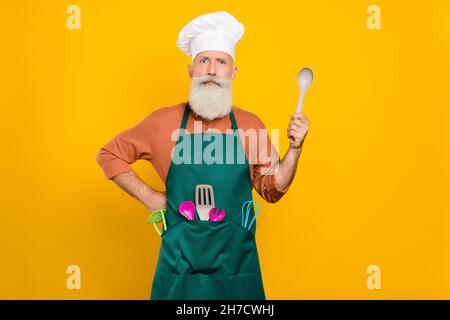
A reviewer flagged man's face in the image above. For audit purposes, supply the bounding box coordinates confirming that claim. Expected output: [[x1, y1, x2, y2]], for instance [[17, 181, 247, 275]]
[[188, 51, 237, 81], [187, 51, 238, 121]]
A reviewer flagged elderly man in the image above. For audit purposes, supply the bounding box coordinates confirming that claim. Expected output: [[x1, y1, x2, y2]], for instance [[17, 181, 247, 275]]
[[96, 11, 309, 300]]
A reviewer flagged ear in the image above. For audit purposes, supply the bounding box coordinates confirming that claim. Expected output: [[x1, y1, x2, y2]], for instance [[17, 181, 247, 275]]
[[188, 64, 193, 79], [231, 66, 238, 80]]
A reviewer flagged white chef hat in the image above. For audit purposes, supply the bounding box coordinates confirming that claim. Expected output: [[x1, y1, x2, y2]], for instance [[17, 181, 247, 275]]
[[176, 11, 244, 62]]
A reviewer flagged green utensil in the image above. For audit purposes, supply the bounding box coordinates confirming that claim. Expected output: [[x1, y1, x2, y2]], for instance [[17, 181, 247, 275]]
[[147, 209, 167, 236]]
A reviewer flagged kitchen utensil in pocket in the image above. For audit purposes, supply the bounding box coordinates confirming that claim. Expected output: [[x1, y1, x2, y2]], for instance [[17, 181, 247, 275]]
[[195, 184, 215, 221], [178, 201, 195, 220], [209, 207, 226, 222], [147, 209, 167, 236], [241, 201, 260, 230]]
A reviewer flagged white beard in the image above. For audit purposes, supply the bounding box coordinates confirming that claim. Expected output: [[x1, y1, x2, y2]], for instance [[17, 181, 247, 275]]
[[188, 75, 232, 121]]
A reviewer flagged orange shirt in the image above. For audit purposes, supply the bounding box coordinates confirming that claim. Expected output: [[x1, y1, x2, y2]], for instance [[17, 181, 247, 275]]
[[96, 102, 289, 203]]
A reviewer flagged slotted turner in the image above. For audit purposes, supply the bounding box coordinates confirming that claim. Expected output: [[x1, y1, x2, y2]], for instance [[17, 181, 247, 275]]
[[195, 184, 215, 221]]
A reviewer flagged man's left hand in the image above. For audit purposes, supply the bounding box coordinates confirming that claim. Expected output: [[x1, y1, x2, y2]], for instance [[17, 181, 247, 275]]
[[287, 113, 310, 150]]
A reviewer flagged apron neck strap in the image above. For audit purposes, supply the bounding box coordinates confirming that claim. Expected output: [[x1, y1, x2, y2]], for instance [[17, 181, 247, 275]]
[[180, 103, 190, 130], [229, 109, 239, 131], [181, 103, 239, 131]]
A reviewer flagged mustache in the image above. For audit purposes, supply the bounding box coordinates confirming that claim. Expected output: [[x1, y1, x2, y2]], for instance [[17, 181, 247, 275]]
[[192, 76, 231, 87]]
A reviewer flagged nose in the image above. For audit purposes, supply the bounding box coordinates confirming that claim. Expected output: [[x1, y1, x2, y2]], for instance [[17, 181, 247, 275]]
[[206, 60, 216, 76]]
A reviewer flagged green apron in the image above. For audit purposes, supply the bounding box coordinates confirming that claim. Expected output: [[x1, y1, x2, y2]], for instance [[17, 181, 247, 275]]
[[150, 103, 266, 300]]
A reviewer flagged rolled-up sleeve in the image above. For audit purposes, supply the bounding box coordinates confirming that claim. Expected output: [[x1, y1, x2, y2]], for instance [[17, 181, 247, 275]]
[[248, 117, 290, 203], [95, 114, 154, 180]]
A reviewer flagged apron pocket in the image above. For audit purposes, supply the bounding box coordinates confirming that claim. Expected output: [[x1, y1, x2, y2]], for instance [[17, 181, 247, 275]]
[[158, 219, 260, 275], [151, 271, 266, 300]]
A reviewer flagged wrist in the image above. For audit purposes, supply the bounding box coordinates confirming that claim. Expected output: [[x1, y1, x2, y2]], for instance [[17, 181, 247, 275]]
[[288, 145, 302, 157], [145, 190, 166, 211]]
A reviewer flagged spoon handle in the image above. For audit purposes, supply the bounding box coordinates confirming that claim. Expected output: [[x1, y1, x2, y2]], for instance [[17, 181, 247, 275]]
[[296, 91, 305, 113], [290, 92, 305, 143]]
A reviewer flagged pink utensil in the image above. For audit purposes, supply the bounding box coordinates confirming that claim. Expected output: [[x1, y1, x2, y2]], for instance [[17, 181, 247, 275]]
[[178, 201, 195, 220], [209, 207, 226, 222]]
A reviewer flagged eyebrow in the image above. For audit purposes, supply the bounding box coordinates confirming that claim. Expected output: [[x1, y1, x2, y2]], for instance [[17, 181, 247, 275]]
[[198, 56, 228, 63]]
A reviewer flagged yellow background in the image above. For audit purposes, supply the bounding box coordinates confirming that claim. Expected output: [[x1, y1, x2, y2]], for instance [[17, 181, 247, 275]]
[[1, 0, 449, 299]]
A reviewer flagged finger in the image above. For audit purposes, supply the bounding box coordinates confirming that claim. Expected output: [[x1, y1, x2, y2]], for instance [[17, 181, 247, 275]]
[[291, 113, 306, 120], [290, 118, 307, 126], [289, 124, 303, 132], [292, 119, 309, 130], [287, 129, 295, 137], [293, 119, 305, 127], [287, 129, 301, 139], [288, 121, 298, 129], [296, 115, 309, 126], [289, 125, 305, 136]]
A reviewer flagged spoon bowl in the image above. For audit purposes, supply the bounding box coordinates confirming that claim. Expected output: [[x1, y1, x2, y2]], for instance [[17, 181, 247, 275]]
[[296, 67, 314, 113], [178, 201, 195, 220]]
